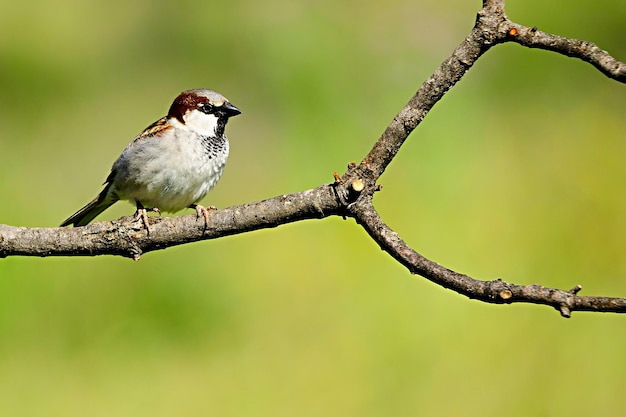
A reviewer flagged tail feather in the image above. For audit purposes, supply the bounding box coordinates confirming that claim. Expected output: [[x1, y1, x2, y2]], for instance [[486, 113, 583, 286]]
[[60, 185, 118, 227]]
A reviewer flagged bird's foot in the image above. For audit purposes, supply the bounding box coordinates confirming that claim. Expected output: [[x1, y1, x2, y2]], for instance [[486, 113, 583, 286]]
[[190, 204, 216, 227], [134, 206, 161, 233]]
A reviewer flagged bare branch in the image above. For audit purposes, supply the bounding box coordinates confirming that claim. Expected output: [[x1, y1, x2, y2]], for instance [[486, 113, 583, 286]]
[[349, 199, 626, 317], [361, 4, 503, 179], [0, 184, 347, 260], [506, 25, 626, 82], [340, 0, 626, 317], [362, 1, 624, 179]]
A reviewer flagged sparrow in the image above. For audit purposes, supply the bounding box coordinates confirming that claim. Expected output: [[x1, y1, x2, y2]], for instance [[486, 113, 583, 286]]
[[60, 89, 241, 229]]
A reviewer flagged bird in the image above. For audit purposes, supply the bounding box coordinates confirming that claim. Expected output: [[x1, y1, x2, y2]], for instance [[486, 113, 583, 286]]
[[60, 88, 241, 229]]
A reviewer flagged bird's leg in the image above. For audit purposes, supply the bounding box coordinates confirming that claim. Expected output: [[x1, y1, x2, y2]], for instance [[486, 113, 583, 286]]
[[190, 204, 216, 227], [134, 201, 161, 232]]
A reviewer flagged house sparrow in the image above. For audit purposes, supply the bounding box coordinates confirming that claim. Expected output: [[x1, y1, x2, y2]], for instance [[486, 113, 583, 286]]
[[60, 89, 241, 229]]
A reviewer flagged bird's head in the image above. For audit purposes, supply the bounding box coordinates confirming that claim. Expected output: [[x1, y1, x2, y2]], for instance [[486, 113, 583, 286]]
[[168, 89, 241, 137]]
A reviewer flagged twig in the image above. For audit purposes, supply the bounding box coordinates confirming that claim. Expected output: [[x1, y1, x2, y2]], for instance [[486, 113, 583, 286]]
[[350, 200, 626, 318]]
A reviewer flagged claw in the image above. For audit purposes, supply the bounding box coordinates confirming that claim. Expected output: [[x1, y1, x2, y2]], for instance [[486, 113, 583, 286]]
[[134, 202, 161, 234], [190, 204, 216, 227], [134, 208, 151, 232]]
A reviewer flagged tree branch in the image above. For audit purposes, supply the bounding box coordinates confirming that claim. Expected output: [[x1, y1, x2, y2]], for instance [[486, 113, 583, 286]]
[[0, 185, 347, 260], [349, 199, 626, 318], [2, 0, 625, 317], [506, 25, 626, 82]]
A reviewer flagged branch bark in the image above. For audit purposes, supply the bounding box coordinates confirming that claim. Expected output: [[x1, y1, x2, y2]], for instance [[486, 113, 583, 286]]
[[2, 0, 625, 317]]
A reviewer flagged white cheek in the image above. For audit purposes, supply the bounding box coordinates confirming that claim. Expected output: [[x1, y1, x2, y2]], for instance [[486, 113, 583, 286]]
[[183, 110, 219, 136]]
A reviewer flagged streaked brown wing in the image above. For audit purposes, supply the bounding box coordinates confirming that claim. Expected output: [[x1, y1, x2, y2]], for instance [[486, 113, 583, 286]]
[[132, 117, 173, 143]]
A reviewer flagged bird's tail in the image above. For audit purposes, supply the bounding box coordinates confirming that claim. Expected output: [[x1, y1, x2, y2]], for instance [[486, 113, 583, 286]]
[[60, 184, 118, 227]]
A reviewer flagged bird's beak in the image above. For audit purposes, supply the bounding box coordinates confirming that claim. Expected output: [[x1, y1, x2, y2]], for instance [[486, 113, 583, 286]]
[[221, 102, 242, 117]]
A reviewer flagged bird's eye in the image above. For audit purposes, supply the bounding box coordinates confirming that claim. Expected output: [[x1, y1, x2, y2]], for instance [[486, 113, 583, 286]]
[[200, 103, 214, 114]]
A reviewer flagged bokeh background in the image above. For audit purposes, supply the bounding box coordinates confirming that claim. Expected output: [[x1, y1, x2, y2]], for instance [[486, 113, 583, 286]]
[[1, 0, 625, 415]]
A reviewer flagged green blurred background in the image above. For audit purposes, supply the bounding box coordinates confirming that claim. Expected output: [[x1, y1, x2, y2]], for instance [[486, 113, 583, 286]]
[[1, 0, 625, 415]]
